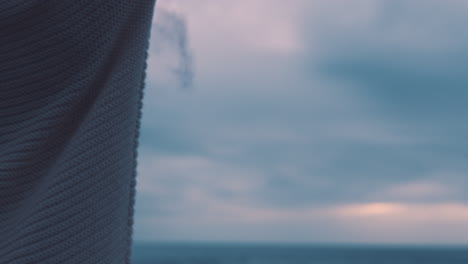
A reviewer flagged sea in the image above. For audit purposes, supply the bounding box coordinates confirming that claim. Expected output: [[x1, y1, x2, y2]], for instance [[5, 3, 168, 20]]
[[131, 242, 468, 264]]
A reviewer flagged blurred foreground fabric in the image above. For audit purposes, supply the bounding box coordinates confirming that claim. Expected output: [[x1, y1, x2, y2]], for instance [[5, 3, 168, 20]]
[[0, 1, 156, 263]]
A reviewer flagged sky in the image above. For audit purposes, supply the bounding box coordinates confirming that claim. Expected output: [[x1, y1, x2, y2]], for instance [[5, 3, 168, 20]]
[[133, 0, 468, 244]]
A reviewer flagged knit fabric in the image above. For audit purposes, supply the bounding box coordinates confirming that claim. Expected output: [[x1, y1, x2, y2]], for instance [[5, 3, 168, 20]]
[[0, 1, 156, 263]]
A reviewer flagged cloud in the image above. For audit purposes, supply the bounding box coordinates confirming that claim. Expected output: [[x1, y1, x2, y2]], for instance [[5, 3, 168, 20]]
[[308, 0, 468, 120], [159, 0, 305, 54], [376, 181, 455, 201], [134, 0, 468, 243], [135, 151, 266, 214], [134, 150, 468, 243]]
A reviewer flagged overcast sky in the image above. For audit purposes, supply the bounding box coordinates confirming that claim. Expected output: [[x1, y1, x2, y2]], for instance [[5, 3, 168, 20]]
[[133, 0, 468, 244]]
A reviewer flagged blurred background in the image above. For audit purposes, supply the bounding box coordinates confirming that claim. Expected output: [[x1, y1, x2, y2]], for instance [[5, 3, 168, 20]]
[[134, 0, 468, 246]]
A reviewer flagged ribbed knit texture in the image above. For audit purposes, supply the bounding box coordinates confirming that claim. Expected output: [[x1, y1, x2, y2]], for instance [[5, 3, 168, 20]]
[[0, 1, 156, 263]]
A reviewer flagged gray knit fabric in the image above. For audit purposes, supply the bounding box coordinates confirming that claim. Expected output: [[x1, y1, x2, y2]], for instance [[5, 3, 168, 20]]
[[0, 1, 156, 263]]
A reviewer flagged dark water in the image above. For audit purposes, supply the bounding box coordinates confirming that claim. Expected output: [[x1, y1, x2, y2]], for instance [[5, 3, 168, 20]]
[[132, 242, 468, 264]]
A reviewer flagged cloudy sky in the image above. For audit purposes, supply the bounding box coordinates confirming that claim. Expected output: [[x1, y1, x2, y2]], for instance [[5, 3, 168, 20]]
[[133, 0, 468, 244]]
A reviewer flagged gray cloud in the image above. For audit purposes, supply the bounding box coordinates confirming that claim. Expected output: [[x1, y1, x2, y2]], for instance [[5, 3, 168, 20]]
[[307, 0, 468, 180], [134, 0, 468, 243], [312, 0, 468, 118]]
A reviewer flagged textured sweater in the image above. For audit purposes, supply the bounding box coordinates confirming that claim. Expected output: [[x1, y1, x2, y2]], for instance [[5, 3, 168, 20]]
[[0, 1, 156, 263]]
